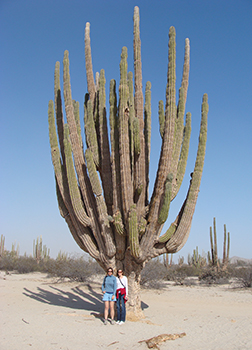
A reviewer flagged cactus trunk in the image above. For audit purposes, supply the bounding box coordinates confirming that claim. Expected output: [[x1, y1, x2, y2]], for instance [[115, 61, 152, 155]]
[[48, 6, 208, 317]]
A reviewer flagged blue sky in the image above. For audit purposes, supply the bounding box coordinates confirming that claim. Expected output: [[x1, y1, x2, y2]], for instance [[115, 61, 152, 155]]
[[1, 0, 251, 261]]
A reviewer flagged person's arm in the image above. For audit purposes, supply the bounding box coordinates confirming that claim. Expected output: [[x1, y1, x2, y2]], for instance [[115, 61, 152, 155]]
[[113, 277, 117, 297], [125, 276, 128, 297], [101, 277, 106, 293]]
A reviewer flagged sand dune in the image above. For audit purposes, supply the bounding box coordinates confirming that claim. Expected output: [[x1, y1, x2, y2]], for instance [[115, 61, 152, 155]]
[[1, 271, 252, 350]]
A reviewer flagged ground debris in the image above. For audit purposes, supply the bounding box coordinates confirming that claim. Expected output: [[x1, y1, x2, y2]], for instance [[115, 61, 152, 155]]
[[108, 341, 119, 346], [139, 332, 186, 349]]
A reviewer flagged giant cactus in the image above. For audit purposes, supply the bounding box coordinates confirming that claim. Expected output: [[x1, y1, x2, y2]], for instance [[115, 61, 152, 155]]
[[48, 6, 208, 317]]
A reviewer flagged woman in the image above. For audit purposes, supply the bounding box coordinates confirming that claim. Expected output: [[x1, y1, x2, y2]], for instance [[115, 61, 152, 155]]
[[101, 267, 117, 325], [116, 269, 128, 325]]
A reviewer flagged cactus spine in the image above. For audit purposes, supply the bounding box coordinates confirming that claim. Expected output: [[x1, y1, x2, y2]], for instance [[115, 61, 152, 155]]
[[48, 6, 208, 317]]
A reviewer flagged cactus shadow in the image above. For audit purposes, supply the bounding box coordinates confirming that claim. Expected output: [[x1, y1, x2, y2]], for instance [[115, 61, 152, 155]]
[[23, 284, 104, 313]]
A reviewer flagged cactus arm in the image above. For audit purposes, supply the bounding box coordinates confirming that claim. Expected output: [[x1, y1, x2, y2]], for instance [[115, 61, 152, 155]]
[[148, 26, 177, 225], [158, 223, 177, 244], [84, 22, 96, 107], [55, 179, 89, 255], [72, 100, 82, 149], [227, 231, 230, 263], [213, 217, 218, 264], [85, 148, 102, 196], [158, 100, 165, 139], [171, 35, 191, 179], [54, 62, 66, 164], [133, 6, 146, 212], [133, 117, 141, 156], [181, 38, 190, 109], [50, 105, 99, 260], [118, 46, 133, 220], [56, 174, 102, 261], [128, 71, 135, 175], [109, 79, 122, 212], [164, 94, 208, 252], [96, 194, 116, 258], [85, 148, 116, 258], [129, 204, 140, 258], [63, 124, 91, 227], [63, 51, 114, 261], [84, 99, 99, 167], [97, 69, 113, 214], [158, 173, 173, 224], [144, 81, 151, 204], [139, 26, 178, 260], [85, 146, 115, 256], [63, 50, 96, 217], [172, 112, 191, 199], [109, 79, 126, 260], [48, 100, 63, 188], [223, 224, 226, 264], [170, 87, 185, 190], [210, 226, 214, 265], [49, 98, 95, 256]]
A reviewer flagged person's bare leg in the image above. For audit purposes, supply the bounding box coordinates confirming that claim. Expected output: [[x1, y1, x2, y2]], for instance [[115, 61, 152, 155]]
[[110, 301, 115, 320], [104, 301, 109, 319]]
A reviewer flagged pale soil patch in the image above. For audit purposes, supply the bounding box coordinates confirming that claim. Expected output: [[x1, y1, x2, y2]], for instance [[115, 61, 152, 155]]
[[0, 271, 252, 350]]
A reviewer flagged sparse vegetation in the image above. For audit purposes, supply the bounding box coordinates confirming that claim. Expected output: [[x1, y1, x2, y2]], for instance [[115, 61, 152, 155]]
[[0, 236, 250, 288]]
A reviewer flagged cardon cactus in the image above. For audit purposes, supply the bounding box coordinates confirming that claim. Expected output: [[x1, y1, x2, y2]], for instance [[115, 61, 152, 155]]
[[48, 6, 208, 317], [209, 218, 230, 270]]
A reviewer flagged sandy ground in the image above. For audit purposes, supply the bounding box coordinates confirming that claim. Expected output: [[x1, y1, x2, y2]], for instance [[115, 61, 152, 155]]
[[1, 271, 252, 350]]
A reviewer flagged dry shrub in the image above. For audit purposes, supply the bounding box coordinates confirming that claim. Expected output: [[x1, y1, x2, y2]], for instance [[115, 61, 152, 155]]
[[198, 267, 230, 285], [141, 259, 167, 288], [0, 250, 103, 281], [229, 266, 252, 288], [166, 264, 200, 285], [46, 255, 103, 282]]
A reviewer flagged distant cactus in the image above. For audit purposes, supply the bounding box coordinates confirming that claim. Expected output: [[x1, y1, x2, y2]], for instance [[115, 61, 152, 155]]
[[163, 252, 173, 268], [209, 218, 230, 270], [0, 235, 5, 257], [188, 246, 207, 268], [48, 6, 208, 317], [33, 236, 50, 263]]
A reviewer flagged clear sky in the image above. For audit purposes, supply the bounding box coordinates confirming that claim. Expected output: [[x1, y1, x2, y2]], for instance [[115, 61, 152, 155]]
[[1, 0, 251, 261]]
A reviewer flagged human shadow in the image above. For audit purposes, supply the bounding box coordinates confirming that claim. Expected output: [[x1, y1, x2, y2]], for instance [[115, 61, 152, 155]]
[[23, 283, 149, 315], [23, 283, 104, 313]]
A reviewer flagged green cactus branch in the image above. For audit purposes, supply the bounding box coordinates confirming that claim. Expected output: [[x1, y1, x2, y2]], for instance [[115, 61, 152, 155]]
[[144, 81, 151, 203], [158, 100, 165, 139], [84, 98, 99, 168], [133, 6, 146, 214]]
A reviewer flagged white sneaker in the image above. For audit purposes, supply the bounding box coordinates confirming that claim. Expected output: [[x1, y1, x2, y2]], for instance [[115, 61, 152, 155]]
[[119, 321, 125, 325], [116, 320, 120, 324]]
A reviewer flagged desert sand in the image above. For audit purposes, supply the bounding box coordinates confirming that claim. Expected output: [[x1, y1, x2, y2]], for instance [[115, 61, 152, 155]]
[[1, 271, 251, 350]]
